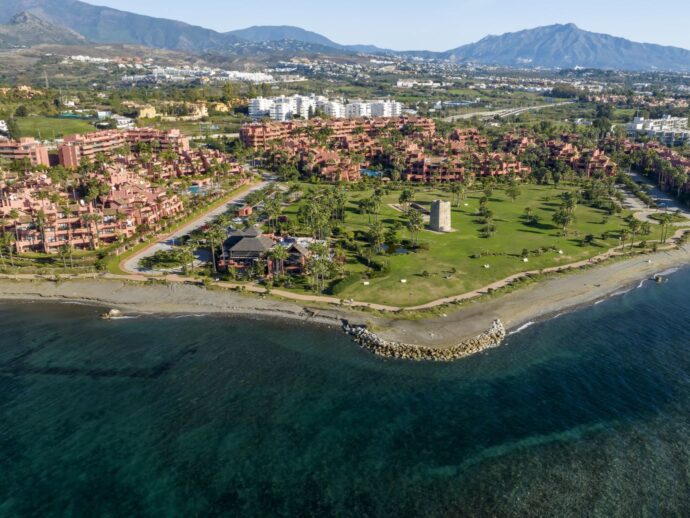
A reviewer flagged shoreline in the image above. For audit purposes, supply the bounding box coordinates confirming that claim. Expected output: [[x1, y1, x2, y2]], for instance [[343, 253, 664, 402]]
[[0, 245, 688, 360]]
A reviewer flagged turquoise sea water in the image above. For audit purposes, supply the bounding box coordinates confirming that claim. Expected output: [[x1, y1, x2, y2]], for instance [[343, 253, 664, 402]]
[[2, 268, 690, 516]]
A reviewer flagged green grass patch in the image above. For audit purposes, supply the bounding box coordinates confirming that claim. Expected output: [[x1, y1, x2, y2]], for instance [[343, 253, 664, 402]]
[[649, 212, 687, 223], [17, 116, 95, 139], [282, 182, 662, 306]]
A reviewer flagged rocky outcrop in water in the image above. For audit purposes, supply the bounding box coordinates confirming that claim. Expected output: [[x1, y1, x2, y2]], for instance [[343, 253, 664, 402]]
[[343, 320, 506, 362]]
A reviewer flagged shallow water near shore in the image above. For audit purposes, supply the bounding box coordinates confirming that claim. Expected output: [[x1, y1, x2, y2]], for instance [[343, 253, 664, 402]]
[[2, 268, 690, 516]]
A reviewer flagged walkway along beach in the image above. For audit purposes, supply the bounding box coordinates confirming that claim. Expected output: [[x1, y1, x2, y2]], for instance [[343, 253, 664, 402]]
[[1, 232, 689, 360]]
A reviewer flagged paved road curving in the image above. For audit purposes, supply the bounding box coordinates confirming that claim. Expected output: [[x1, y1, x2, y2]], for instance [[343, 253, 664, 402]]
[[121, 180, 268, 274]]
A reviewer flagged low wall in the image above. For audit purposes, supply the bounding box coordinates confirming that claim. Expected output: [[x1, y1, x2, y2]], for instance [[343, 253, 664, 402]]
[[343, 319, 506, 362]]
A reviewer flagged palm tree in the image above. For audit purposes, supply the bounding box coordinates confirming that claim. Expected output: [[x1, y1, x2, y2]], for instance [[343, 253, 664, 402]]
[[367, 222, 385, 255], [8, 209, 20, 244], [399, 188, 414, 215], [205, 223, 227, 274], [306, 241, 331, 292], [627, 218, 641, 252], [268, 245, 289, 276], [82, 213, 102, 250], [58, 244, 71, 269], [0, 232, 14, 267], [449, 183, 466, 207], [264, 196, 282, 232], [180, 240, 198, 275], [658, 213, 673, 244], [35, 210, 48, 253], [406, 210, 424, 246]]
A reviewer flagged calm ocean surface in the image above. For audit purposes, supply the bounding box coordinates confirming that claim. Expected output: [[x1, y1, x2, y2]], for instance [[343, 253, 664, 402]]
[[2, 269, 690, 516]]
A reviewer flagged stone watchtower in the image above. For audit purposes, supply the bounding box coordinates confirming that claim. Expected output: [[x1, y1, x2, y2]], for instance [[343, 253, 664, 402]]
[[430, 200, 452, 232]]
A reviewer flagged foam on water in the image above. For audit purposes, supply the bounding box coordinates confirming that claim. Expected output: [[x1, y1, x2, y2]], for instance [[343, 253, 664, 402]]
[[509, 321, 535, 335]]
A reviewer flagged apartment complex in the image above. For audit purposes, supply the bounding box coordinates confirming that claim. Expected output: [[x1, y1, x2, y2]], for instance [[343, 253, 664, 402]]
[[243, 117, 619, 185], [58, 128, 190, 168], [626, 116, 690, 146], [0, 135, 245, 254], [249, 94, 403, 121], [0, 137, 50, 167], [240, 117, 436, 149]]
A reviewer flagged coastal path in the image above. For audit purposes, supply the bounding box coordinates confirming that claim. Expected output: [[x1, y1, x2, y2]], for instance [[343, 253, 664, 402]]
[[4, 228, 688, 315]]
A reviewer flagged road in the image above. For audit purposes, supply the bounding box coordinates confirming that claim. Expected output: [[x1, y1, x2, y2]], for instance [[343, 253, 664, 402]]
[[121, 178, 269, 274], [443, 101, 574, 122], [620, 171, 690, 226]]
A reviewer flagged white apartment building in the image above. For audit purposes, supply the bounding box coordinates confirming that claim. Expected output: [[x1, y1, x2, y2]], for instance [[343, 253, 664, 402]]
[[626, 115, 690, 146], [251, 95, 323, 121], [320, 100, 346, 119], [345, 102, 372, 118], [249, 97, 275, 120], [370, 100, 403, 118], [250, 94, 404, 121]]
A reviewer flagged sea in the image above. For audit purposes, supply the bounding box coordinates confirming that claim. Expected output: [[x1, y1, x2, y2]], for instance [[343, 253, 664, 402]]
[[2, 268, 690, 517]]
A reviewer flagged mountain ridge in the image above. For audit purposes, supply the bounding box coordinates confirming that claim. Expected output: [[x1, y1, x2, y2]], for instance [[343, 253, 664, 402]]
[[441, 23, 690, 70], [0, 10, 87, 48], [2, 1, 690, 71]]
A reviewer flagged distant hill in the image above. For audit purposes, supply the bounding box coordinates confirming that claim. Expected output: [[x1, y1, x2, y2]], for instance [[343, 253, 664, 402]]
[[2, 1, 690, 71], [0, 0, 240, 51], [228, 26, 339, 48], [440, 23, 690, 71], [0, 11, 87, 48]]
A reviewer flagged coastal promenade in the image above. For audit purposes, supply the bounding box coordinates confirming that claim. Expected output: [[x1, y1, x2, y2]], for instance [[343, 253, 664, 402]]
[[2, 227, 688, 316]]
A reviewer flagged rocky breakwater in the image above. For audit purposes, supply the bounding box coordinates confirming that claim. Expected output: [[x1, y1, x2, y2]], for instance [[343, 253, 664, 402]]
[[343, 319, 506, 362]]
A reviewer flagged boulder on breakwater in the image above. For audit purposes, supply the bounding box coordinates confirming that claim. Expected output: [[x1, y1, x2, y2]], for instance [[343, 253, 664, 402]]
[[343, 319, 506, 362], [101, 309, 123, 320]]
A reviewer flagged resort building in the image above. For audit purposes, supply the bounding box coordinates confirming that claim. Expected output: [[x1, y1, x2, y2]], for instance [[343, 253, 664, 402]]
[[58, 128, 190, 168], [220, 228, 312, 277], [0, 129, 245, 254], [0, 137, 50, 167]]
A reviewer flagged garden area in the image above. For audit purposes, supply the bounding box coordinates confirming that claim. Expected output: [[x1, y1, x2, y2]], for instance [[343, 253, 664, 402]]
[[279, 180, 661, 306]]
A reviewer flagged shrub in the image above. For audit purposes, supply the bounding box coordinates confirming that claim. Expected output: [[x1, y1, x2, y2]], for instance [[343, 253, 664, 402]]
[[330, 273, 362, 295]]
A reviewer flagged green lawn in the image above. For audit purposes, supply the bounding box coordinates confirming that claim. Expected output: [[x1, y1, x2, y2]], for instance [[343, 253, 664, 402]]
[[138, 116, 246, 137], [283, 183, 661, 306], [17, 117, 96, 139]]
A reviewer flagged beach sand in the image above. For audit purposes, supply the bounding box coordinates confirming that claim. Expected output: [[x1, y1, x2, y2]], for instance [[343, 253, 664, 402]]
[[0, 246, 688, 349]]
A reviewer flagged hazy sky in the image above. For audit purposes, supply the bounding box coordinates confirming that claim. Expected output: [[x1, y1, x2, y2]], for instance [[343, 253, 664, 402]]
[[91, 0, 690, 51]]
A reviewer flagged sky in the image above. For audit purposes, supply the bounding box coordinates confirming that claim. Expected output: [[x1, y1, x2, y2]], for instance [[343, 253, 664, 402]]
[[90, 0, 690, 51]]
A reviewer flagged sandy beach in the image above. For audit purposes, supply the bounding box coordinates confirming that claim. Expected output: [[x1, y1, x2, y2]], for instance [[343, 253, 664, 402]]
[[0, 245, 688, 350]]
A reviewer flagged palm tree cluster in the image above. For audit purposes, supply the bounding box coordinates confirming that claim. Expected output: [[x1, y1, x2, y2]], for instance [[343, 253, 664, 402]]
[[296, 186, 348, 239]]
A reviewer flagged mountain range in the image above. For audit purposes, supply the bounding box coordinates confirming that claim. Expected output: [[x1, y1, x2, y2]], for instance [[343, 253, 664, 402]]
[[2, 0, 690, 71], [0, 11, 86, 47]]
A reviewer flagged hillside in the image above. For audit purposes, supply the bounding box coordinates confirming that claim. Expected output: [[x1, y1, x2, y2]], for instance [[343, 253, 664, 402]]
[[2, 1, 690, 70], [1, 0, 240, 51], [0, 11, 87, 48], [441, 23, 690, 71]]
